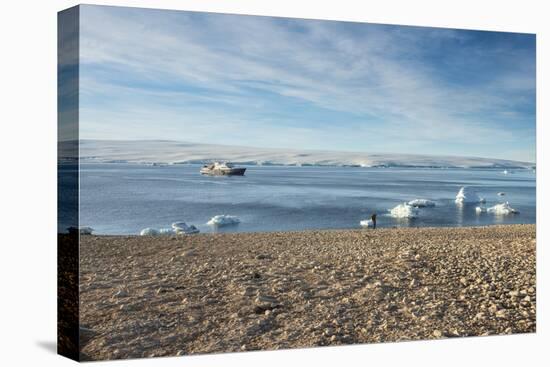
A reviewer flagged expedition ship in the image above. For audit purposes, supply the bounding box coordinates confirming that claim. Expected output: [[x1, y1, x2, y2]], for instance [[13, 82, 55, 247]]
[[200, 162, 246, 176]]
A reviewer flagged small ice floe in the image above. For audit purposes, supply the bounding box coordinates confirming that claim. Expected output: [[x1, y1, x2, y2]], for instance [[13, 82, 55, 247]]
[[207, 215, 240, 227], [408, 199, 436, 208], [140, 228, 159, 236], [497, 192, 506, 196], [475, 206, 487, 214], [476, 202, 519, 215], [176, 225, 199, 234], [171, 222, 187, 230], [140, 222, 200, 236], [171, 222, 200, 234], [185, 225, 200, 234], [389, 203, 419, 219], [359, 219, 374, 227], [455, 186, 485, 204], [78, 227, 94, 235], [487, 202, 519, 215], [158, 228, 176, 235]]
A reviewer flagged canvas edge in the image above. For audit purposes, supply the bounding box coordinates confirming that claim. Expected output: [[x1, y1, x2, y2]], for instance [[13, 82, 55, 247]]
[[57, 4, 81, 362]]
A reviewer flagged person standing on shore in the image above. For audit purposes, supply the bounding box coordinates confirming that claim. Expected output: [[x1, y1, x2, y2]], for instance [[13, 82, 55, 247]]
[[371, 213, 377, 229]]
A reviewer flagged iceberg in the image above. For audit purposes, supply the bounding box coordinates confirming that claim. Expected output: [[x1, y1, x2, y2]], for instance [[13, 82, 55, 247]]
[[455, 186, 485, 204], [171, 222, 189, 231], [176, 225, 200, 234], [487, 202, 519, 215], [171, 222, 200, 234], [408, 199, 436, 208], [140, 228, 159, 236], [359, 219, 374, 227], [158, 228, 176, 235], [475, 206, 487, 214], [207, 215, 240, 226], [140, 223, 200, 236], [389, 203, 419, 219]]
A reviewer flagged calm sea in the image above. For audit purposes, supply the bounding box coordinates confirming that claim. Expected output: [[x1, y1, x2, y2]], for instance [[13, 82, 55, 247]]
[[77, 164, 536, 235]]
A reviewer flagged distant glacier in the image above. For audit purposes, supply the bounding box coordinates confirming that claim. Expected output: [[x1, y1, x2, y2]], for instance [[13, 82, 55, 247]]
[[74, 139, 535, 169]]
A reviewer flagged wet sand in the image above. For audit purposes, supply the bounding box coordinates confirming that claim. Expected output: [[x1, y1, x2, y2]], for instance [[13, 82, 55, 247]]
[[78, 224, 536, 361]]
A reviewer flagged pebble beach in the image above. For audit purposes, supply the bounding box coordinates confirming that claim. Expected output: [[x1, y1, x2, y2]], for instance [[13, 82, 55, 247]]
[[78, 224, 536, 361]]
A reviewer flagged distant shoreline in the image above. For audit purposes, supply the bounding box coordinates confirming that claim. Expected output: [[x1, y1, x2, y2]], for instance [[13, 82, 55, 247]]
[[74, 160, 535, 170], [60, 139, 535, 169]]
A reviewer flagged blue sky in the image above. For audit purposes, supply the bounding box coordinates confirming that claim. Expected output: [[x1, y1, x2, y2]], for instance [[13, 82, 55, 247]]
[[78, 5, 536, 162]]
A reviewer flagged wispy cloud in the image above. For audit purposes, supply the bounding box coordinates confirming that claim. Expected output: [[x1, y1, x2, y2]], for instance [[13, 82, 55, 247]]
[[78, 5, 536, 162]]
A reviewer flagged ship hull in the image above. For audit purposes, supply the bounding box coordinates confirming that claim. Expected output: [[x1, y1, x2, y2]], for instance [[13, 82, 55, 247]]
[[200, 167, 246, 176]]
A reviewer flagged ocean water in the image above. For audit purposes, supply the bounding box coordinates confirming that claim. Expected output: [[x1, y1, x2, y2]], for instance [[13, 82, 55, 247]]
[[79, 164, 536, 235]]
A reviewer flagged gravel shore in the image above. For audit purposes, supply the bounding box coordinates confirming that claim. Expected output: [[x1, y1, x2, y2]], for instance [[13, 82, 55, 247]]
[[79, 224, 536, 361]]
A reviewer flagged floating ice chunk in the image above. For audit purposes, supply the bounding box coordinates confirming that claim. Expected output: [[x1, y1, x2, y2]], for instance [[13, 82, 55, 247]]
[[79, 226, 94, 235], [408, 199, 436, 208], [141, 223, 199, 236], [487, 202, 519, 215], [359, 219, 374, 227], [158, 228, 176, 235], [389, 203, 419, 219], [455, 186, 484, 204], [177, 225, 200, 235], [140, 228, 159, 236], [186, 225, 200, 234], [497, 192, 506, 196], [475, 206, 487, 214], [207, 215, 240, 226], [172, 222, 189, 231], [171, 222, 200, 234]]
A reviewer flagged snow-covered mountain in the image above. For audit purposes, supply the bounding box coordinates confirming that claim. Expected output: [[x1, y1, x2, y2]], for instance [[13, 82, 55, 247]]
[[74, 140, 534, 169]]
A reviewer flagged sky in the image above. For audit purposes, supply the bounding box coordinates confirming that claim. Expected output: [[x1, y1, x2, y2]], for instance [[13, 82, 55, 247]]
[[77, 5, 536, 162]]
